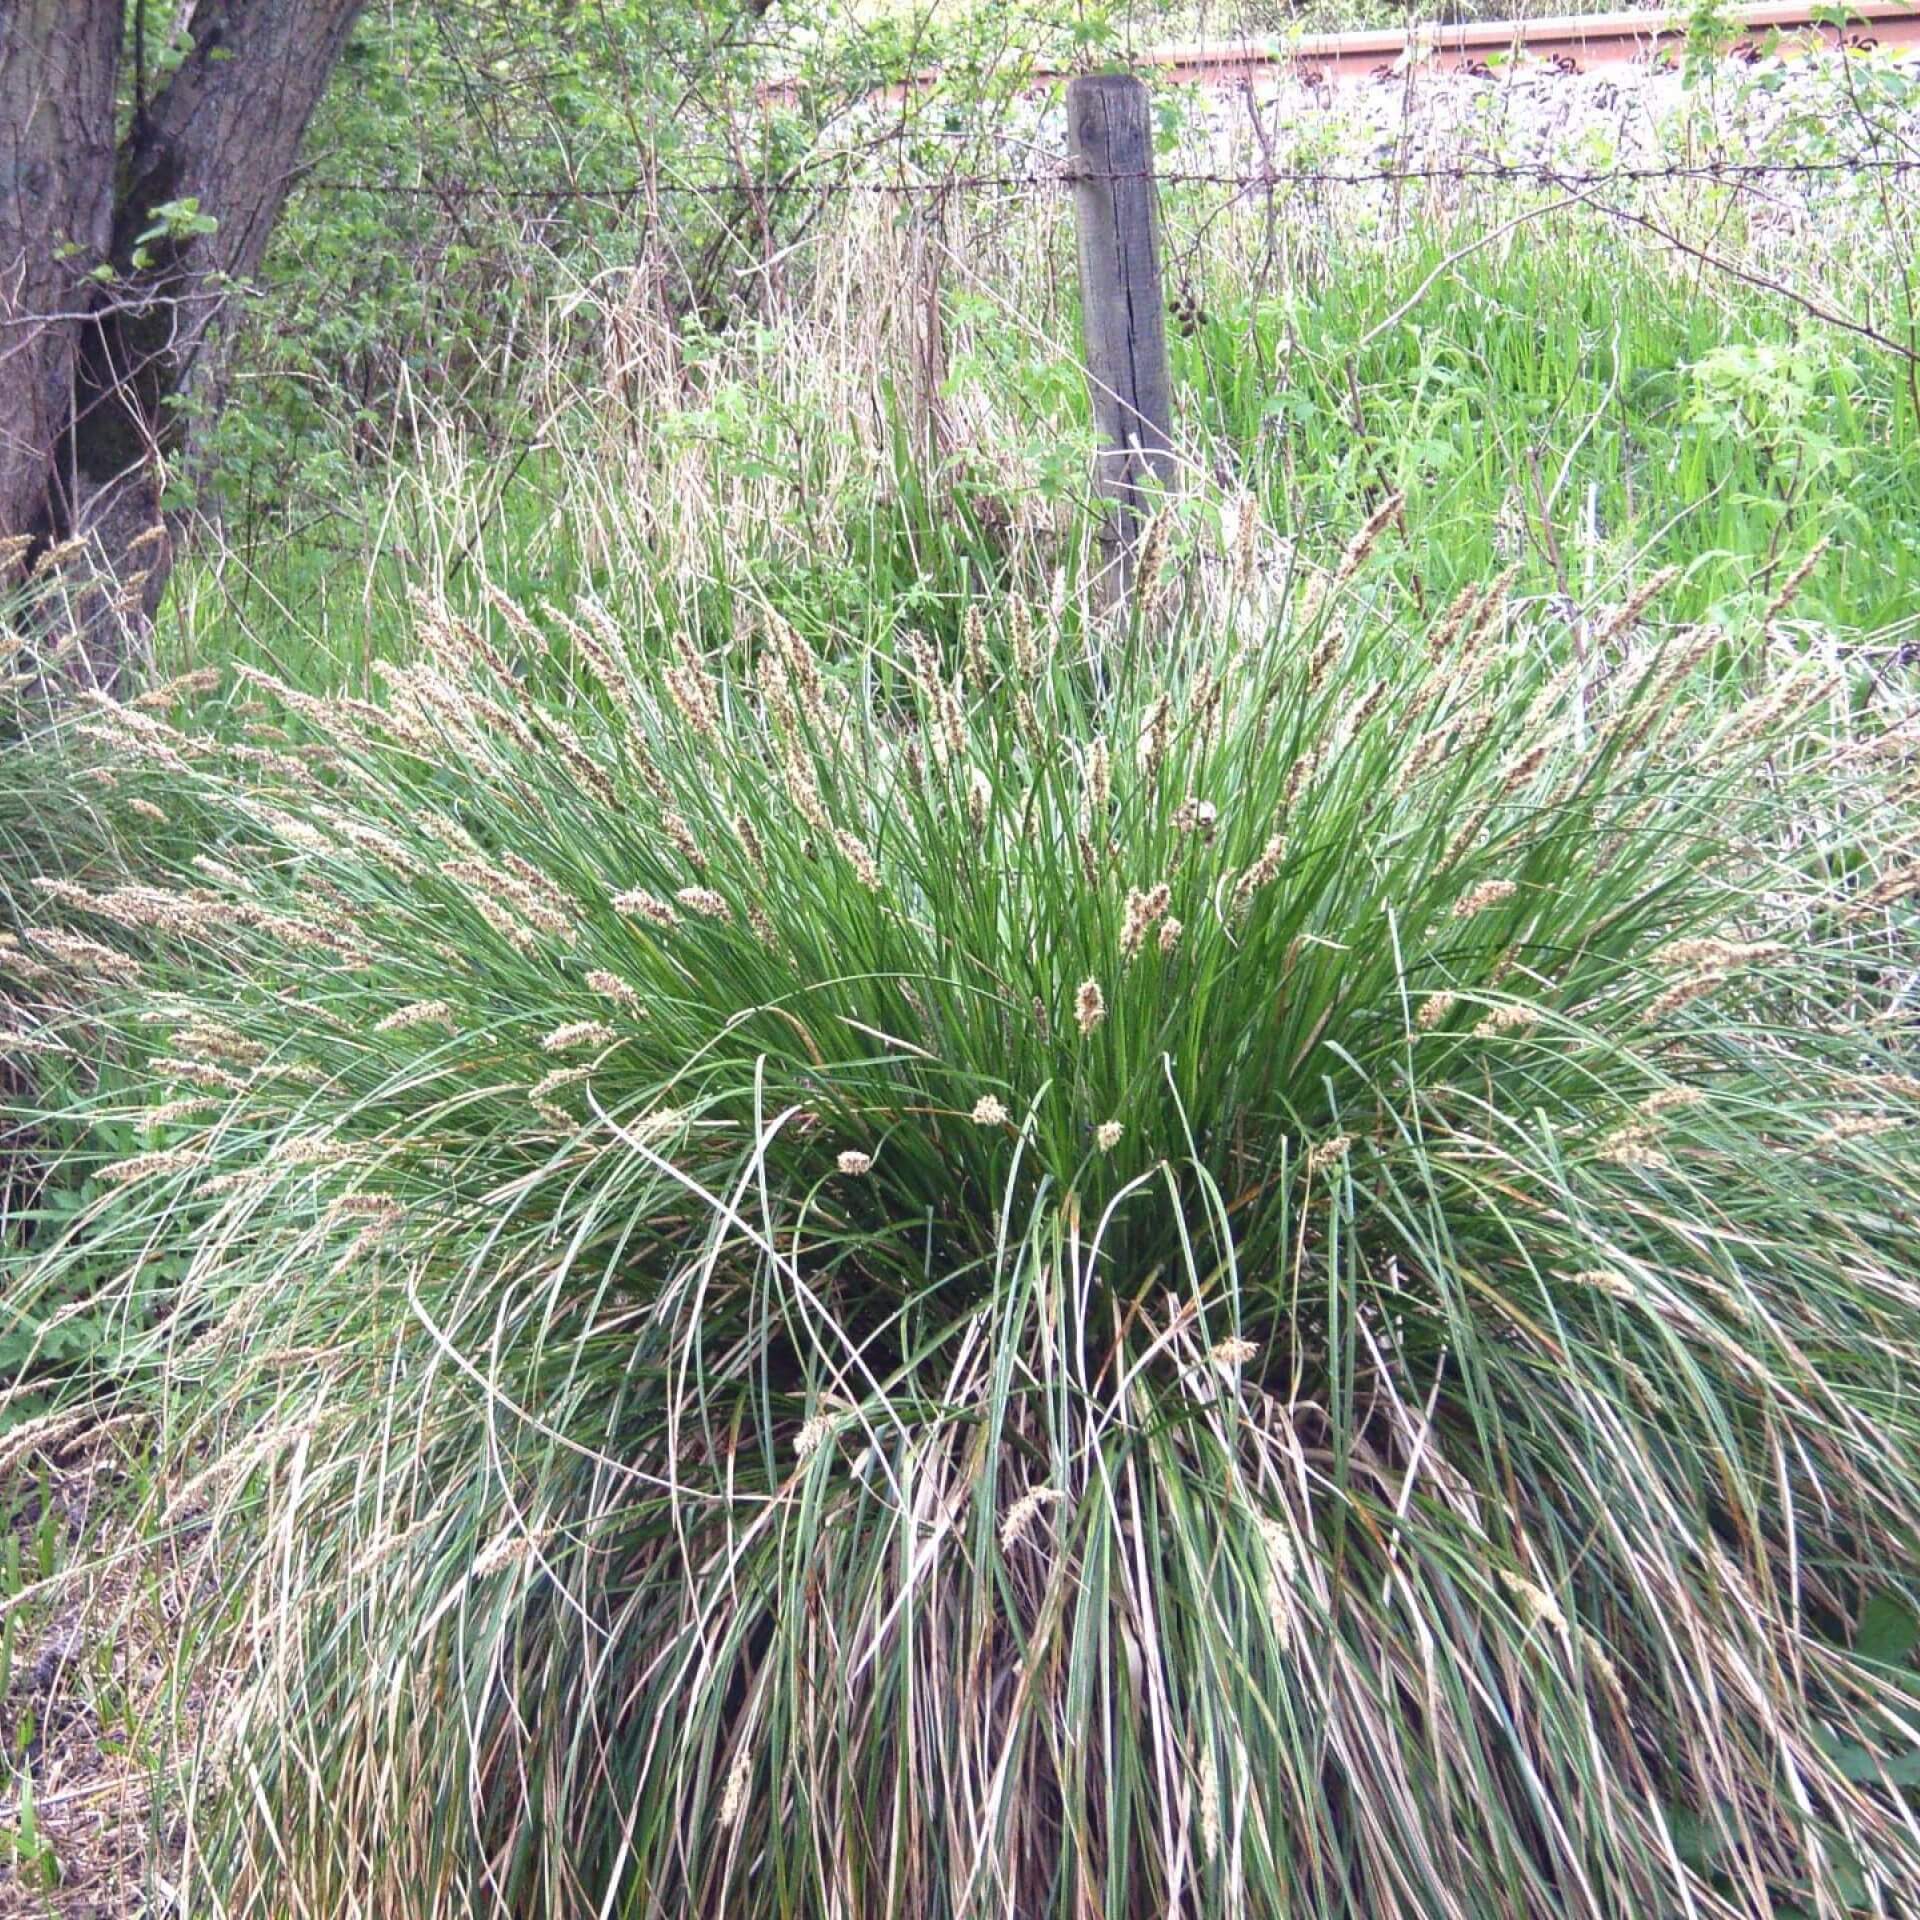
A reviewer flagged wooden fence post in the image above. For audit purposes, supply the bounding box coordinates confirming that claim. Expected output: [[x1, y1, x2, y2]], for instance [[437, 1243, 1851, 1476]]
[[1067, 72, 1175, 606]]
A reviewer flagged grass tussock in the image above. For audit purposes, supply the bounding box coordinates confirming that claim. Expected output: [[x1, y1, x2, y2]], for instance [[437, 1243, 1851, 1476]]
[[12, 513, 1920, 1917]]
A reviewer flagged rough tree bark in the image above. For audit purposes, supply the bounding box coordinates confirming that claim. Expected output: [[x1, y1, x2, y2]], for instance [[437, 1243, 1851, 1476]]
[[0, 2, 121, 569], [0, 0, 365, 685]]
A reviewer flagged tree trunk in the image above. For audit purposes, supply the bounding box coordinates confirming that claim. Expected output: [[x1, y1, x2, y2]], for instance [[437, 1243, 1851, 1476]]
[[0, 2, 121, 566], [0, 0, 365, 688]]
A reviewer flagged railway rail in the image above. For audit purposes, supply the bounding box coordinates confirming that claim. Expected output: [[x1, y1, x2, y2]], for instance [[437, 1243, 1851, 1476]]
[[765, 1, 1919, 100], [1109, 0, 1920, 88]]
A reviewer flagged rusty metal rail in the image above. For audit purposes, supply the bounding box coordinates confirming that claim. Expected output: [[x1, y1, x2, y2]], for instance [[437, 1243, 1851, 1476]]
[[763, 2, 1919, 101], [1112, 0, 1919, 88]]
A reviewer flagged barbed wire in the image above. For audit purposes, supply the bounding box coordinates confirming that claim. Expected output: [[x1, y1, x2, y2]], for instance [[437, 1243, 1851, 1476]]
[[300, 151, 1919, 203]]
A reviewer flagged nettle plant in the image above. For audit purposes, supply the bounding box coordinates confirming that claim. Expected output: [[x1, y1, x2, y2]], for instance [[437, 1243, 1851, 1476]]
[[15, 509, 1920, 1917]]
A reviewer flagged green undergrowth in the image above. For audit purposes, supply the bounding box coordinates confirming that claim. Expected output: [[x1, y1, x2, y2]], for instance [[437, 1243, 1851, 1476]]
[[1174, 215, 1920, 633], [178, 198, 1920, 690]]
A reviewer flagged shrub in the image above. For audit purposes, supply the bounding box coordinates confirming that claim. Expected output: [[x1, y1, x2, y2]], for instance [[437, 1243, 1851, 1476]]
[[14, 517, 1920, 1917]]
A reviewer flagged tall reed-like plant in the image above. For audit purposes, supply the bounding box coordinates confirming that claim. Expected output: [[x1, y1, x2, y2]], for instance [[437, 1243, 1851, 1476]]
[[13, 518, 1920, 1918]]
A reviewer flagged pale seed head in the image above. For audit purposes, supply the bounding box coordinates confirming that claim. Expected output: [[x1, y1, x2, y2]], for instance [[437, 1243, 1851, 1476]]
[[1172, 797, 1217, 841], [1120, 882, 1172, 960], [102, 1148, 203, 1187], [1306, 1133, 1351, 1176], [968, 766, 992, 834], [585, 969, 645, 1013], [718, 1739, 752, 1831], [1474, 1004, 1540, 1038], [732, 813, 766, 871], [1332, 490, 1404, 589], [1498, 1567, 1568, 1635], [661, 811, 707, 871], [963, 603, 991, 693], [1641, 1086, 1706, 1115], [614, 888, 680, 929], [1231, 491, 1259, 587], [1083, 738, 1111, 833], [1452, 879, 1517, 919], [1136, 693, 1172, 780], [1000, 1484, 1064, 1553], [676, 886, 731, 922], [541, 1020, 618, 1054], [1074, 977, 1107, 1037], [1232, 831, 1287, 913], [375, 999, 455, 1034], [1601, 1125, 1672, 1171], [833, 829, 882, 891], [530, 1065, 592, 1125], [1010, 598, 1038, 678], [1136, 512, 1172, 611]]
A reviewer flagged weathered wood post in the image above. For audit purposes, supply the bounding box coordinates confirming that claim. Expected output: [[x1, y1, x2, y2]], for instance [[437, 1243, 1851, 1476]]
[[1066, 72, 1175, 608]]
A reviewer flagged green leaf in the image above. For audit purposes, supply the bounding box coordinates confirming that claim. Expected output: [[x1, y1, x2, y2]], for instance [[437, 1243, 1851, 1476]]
[[1856, 1592, 1919, 1668]]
